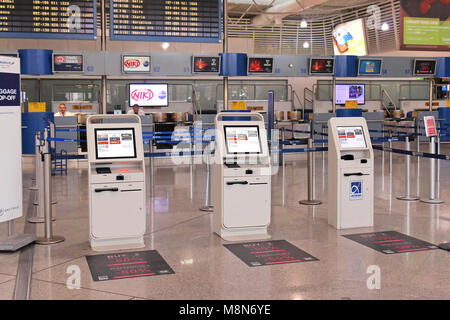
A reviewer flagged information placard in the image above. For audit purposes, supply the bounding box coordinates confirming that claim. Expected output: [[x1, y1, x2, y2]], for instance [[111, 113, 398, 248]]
[[424, 116, 437, 137], [110, 0, 221, 42], [0, 0, 97, 40], [224, 240, 318, 267], [343, 231, 438, 254], [86, 250, 175, 281]]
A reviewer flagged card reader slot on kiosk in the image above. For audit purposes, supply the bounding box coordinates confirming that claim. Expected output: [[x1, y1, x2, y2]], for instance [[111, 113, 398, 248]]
[[87, 115, 146, 251], [214, 112, 272, 241], [328, 118, 374, 229]]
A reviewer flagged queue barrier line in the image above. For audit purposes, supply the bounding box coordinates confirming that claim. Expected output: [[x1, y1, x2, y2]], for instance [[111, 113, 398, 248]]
[[279, 147, 328, 154], [372, 145, 450, 161], [47, 137, 86, 143], [54, 128, 87, 132], [142, 135, 215, 140]]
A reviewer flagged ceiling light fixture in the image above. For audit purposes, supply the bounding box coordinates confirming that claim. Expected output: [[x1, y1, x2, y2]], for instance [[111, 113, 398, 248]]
[[300, 20, 307, 28], [162, 42, 170, 50], [381, 23, 389, 31]]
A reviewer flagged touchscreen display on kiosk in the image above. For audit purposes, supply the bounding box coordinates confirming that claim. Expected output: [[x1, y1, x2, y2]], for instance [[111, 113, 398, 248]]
[[95, 128, 137, 160], [337, 126, 366, 149], [224, 126, 262, 154]]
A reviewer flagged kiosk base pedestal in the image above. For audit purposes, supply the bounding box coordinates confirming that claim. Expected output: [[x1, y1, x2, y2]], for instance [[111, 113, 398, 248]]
[[90, 237, 145, 252], [215, 229, 271, 242]]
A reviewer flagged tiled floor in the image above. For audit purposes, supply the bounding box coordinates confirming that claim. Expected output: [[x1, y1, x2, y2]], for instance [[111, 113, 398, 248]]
[[1, 142, 450, 300]]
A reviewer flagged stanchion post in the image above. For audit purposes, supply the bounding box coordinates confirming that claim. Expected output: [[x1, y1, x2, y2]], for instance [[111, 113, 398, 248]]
[[35, 152, 65, 245], [299, 138, 321, 206], [29, 132, 40, 191], [420, 136, 444, 204], [397, 136, 419, 201], [281, 127, 286, 207], [200, 149, 213, 212], [189, 124, 194, 200], [149, 130, 155, 199], [437, 123, 441, 199], [29, 131, 55, 223]]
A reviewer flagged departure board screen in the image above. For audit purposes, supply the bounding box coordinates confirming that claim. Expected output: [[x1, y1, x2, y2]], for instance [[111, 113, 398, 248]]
[[0, 0, 97, 40], [110, 0, 221, 42]]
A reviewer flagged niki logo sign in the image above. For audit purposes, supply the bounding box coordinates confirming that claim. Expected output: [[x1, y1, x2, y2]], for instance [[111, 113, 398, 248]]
[[123, 56, 151, 73], [124, 59, 142, 69], [131, 88, 154, 102]]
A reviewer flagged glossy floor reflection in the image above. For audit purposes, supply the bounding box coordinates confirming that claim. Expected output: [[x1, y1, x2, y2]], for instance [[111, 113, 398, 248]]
[[1, 142, 450, 300]]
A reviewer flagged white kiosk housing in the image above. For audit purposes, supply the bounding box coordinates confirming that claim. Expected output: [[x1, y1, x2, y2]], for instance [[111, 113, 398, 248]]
[[328, 117, 374, 229], [213, 112, 271, 241], [87, 115, 146, 251]]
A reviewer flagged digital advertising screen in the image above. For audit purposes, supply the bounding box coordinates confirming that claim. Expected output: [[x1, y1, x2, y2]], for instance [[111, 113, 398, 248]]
[[358, 59, 383, 76], [248, 57, 274, 74], [53, 54, 84, 73], [224, 126, 262, 154], [337, 126, 367, 149], [335, 84, 365, 105], [95, 128, 137, 160], [332, 18, 367, 56], [413, 59, 437, 76], [122, 55, 151, 73], [129, 83, 168, 107], [309, 58, 335, 75], [400, 0, 450, 51], [192, 56, 220, 73]]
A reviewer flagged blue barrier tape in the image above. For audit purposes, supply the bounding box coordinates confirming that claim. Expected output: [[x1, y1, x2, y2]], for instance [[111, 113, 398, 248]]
[[142, 135, 215, 140], [142, 130, 205, 135], [280, 147, 328, 154], [280, 139, 308, 145], [55, 128, 86, 132], [372, 145, 450, 161], [47, 137, 86, 143]]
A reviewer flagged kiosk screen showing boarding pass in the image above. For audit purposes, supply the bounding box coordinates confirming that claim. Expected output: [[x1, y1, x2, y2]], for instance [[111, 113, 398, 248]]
[[337, 126, 366, 149], [224, 126, 262, 154], [95, 128, 137, 160]]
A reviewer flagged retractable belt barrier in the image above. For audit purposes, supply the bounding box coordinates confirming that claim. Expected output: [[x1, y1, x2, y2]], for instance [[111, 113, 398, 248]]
[[47, 127, 450, 161]]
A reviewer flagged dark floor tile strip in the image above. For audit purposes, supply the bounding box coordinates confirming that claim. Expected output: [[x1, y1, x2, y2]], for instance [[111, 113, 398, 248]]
[[13, 192, 36, 300]]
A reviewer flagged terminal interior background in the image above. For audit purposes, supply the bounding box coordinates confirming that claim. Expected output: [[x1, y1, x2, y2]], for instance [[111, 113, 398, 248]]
[[0, 0, 450, 300]]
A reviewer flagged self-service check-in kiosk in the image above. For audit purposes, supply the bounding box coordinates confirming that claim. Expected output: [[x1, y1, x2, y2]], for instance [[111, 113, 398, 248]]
[[87, 115, 146, 251], [213, 112, 271, 241], [328, 117, 374, 229]]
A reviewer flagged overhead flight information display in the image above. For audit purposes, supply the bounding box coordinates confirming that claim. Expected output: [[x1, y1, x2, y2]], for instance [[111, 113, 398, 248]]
[[110, 0, 221, 42], [0, 0, 97, 40]]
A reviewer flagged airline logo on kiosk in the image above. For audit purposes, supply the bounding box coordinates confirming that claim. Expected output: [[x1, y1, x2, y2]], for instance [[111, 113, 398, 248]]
[[131, 88, 154, 102], [350, 181, 362, 200]]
